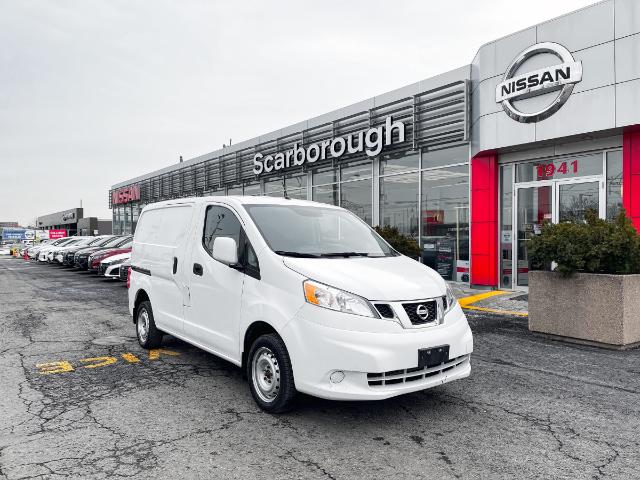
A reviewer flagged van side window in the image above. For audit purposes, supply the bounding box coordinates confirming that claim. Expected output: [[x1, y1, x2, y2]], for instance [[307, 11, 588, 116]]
[[202, 206, 242, 256], [246, 243, 259, 270]]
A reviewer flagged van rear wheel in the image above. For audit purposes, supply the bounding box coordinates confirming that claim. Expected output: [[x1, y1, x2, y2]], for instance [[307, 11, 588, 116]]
[[247, 334, 296, 413], [136, 301, 163, 349]]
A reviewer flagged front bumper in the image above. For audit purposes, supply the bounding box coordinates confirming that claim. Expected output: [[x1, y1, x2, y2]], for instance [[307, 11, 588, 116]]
[[282, 303, 473, 401], [75, 256, 89, 270], [63, 252, 76, 266], [103, 263, 122, 278]]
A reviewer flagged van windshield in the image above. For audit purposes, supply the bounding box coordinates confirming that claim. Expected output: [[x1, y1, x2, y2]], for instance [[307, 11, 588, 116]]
[[243, 204, 397, 258]]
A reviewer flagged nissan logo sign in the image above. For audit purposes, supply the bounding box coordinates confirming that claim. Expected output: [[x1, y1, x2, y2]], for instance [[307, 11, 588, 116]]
[[495, 42, 582, 123], [416, 304, 429, 321]]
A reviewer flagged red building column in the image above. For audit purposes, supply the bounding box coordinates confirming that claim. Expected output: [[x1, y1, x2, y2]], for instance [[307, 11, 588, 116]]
[[623, 128, 640, 231], [470, 153, 499, 288]]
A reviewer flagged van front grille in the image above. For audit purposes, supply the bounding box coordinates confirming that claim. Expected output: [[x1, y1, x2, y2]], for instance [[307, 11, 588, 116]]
[[367, 355, 469, 388], [402, 300, 438, 325], [374, 303, 395, 319]]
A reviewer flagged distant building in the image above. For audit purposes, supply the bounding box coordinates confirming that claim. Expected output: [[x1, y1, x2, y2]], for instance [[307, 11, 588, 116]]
[[36, 208, 83, 236], [0, 222, 19, 228]]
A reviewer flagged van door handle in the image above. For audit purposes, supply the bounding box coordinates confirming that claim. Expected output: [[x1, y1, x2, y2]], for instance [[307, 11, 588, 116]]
[[173, 257, 178, 274], [193, 263, 203, 276]]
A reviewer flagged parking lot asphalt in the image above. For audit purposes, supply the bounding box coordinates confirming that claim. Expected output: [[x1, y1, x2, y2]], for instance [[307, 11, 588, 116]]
[[1, 257, 639, 480]]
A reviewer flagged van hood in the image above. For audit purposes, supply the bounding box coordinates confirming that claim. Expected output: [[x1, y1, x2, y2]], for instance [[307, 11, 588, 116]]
[[282, 255, 446, 301]]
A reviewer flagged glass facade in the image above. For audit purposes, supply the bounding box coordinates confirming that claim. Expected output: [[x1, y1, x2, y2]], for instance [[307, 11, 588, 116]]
[[114, 145, 471, 281], [606, 150, 623, 219], [501, 148, 623, 289], [421, 165, 469, 281], [379, 172, 419, 237]]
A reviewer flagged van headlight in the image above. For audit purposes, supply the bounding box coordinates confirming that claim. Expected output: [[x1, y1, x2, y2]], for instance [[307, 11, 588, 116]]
[[445, 283, 457, 313], [303, 280, 379, 318]]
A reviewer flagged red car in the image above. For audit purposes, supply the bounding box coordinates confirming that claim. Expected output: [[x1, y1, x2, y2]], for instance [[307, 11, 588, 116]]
[[87, 242, 132, 273]]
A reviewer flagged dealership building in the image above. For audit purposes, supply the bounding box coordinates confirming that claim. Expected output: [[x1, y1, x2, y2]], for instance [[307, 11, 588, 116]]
[[110, 0, 640, 290]]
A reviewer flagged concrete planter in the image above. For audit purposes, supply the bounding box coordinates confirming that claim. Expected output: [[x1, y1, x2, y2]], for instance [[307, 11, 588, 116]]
[[529, 271, 640, 349]]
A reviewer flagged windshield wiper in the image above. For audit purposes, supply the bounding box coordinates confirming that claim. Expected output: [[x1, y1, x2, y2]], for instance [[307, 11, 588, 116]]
[[319, 252, 372, 258], [274, 250, 321, 258]]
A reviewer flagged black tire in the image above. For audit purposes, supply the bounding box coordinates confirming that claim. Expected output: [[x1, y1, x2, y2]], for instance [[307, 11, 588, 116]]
[[135, 301, 163, 349], [247, 333, 297, 413]]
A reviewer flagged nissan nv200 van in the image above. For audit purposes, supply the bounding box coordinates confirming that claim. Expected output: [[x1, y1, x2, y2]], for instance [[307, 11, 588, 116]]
[[129, 196, 473, 412]]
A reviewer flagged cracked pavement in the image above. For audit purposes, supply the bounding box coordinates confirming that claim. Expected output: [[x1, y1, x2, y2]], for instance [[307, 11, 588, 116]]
[[1, 257, 639, 479]]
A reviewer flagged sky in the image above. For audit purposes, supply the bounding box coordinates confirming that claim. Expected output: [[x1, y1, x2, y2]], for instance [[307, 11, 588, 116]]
[[0, 0, 596, 226]]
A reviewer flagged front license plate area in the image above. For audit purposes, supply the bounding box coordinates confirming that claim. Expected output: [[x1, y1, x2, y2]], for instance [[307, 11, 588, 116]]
[[418, 345, 449, 368]]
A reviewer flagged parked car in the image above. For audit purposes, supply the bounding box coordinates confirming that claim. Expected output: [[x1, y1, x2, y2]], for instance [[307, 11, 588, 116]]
[[129, 197, 473, 412], [26, 239, 53, 260], [120, 259, 131, 284], [74, 236, 131, 270], [88, 241, 132, 273], [52, 237, 99, 264], [44, 237, 90, 263], [61, 236, 114, 266], [99, 252, 131, 278], [37, 237, 77, 262]]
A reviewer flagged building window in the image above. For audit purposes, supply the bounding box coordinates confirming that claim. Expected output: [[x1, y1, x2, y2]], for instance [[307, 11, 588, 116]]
[[515, 152, 603, 182], [285, 173, 307, 199], [421, 164, 469, 280], [313, 184, 339, 205], [124, 205, 132, 234], [244, 182, 260, 196], [380, 150, 419, 176], [264, 172, 307, 199], [227, 185, 243, 195], [264, 177, 285, 197], [312, 166, 339, 206], [340, 160, 372, 224], [606, 150, 623, 220], [422, 145, 469, 170], [379, 172, 419, 238], [500, 165, 513, 289]]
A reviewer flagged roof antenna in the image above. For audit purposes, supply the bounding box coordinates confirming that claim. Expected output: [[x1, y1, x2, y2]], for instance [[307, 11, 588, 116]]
[[282, 178, 289, 199]]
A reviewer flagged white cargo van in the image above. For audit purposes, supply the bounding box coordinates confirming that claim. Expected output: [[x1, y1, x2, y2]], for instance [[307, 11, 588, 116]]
[[129, 196, 473, 412]]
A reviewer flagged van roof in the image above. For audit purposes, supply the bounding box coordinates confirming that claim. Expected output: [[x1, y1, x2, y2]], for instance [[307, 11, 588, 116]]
[[144, 195, 342, 210]]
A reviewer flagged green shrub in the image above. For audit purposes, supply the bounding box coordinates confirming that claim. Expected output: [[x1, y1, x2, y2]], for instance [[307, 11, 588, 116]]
[[374, 225, 421, 259], [529, 209, 640, 277]]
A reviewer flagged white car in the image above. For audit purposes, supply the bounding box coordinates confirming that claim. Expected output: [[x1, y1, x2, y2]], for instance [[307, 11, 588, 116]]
[[99, 252, 131, 278], [44, 237, 89, 263], [128, 196, 473, 412], [36, 237, 77, 262], [52, 237, 102, 264], [26, 239, 53, 259]]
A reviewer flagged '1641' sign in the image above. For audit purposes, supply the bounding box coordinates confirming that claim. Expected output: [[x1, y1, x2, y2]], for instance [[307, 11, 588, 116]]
[[112, 185, 141, 205]]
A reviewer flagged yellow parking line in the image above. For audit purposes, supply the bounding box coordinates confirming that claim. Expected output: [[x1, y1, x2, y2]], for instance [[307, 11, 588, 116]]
[[463, 305, 529, 317], [457, 290, 529, 317], [458, 290, 508, 307]]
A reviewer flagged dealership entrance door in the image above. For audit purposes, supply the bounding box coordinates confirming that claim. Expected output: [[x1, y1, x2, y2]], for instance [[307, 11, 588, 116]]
[[513, 177, 604, 287]]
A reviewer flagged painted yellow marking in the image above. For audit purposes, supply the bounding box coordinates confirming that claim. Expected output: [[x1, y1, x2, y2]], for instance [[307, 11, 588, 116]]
[[80, 356, 118, 369], [148, 348, 180, 360], [37, 361, 74, 375], [463, 305, 529, 317], [121, 353, 140, 363], [457, 290, 529, 317], [457, 290, 508, 307]]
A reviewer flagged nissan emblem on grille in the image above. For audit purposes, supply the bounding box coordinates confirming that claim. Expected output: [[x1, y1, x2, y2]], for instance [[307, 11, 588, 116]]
[[416, 304, 429, 321]]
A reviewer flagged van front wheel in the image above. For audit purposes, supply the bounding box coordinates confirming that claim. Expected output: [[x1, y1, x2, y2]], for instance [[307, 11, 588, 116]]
[[136, 301, 163, 349], [247, 334, 296, 413]]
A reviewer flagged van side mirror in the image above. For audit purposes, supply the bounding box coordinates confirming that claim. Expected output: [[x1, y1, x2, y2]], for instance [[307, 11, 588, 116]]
[[211, 237, 238, 265]]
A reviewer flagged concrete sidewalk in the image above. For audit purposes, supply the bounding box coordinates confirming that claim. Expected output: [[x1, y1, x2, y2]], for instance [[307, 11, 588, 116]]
[[448, 282, 528, 316]]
